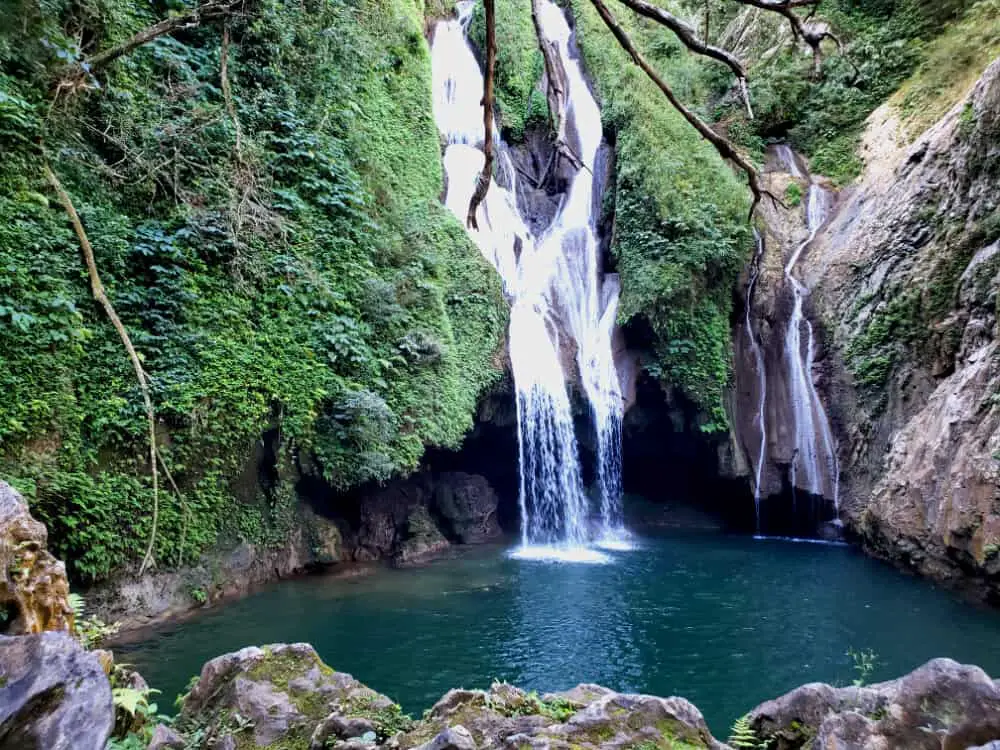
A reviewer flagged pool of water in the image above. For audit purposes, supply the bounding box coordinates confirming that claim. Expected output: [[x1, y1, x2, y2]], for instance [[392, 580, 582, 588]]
[[118, 531, 1000, 736]]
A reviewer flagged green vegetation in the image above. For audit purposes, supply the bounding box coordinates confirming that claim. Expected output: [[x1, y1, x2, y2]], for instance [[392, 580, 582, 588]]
[[707, 0, 991, 184], [727, 714, 764, 749], [569, 0, 752, 427], [469, 0, 547, 139], [848, 647, 879, 686], [0, 0, 505, 581]]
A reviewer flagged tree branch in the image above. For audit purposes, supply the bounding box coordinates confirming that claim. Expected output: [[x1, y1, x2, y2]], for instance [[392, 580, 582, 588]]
[[44, 164, 161, 575], [613, 0, 753, 116], [467, 0, 496, 229], [730, 0, 834, 72], [589, 0, 781, 218], [86, 0, 242, 71]]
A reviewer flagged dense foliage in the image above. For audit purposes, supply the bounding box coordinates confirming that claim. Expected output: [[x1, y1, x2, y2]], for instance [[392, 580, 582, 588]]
[[0, 0, 506, 580], [705, 0, 993, 183]]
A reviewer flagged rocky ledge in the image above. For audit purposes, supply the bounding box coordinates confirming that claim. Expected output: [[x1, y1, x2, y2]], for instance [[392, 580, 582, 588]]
[[7, 633, 1000, 750]]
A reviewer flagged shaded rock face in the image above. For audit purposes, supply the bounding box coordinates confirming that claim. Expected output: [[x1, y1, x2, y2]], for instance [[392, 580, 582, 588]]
[[0, 631, 114, 750], [750, 658, 1000, 750], [0, 481, 73, 634], [177, 643, 726, 750], [344, 471, 503, 565], [800, 58, 1000, 598]]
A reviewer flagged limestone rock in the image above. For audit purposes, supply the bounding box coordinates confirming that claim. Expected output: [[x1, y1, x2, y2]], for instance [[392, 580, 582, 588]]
[[395, 506, 450, 566], [750, 658, 1000, 749], [800, 57, 1000, 597], [148, 723, 186, 750], [0, 631, 114, 750], [178, 643, 409, 749], [432, 472, 501, 544], [0, 480, 73, 634]]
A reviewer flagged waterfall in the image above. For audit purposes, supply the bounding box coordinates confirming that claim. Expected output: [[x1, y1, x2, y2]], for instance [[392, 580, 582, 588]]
[[431, 0, 629, 558], [782, 176, 840, 514], [746, 229, 768, 532]]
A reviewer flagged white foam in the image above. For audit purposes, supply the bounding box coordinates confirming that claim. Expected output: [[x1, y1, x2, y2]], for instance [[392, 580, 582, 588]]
[[508, 544, 613, 564]]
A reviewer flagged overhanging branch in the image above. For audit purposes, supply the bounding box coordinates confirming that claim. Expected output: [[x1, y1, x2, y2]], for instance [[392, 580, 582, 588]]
[[589, 0, 781, 218], [467, 0, 496, 228]]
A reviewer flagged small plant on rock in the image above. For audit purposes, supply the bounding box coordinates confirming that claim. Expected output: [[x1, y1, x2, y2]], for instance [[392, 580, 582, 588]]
[[848, 647, 879, 686], [728, 713, 764, 749]]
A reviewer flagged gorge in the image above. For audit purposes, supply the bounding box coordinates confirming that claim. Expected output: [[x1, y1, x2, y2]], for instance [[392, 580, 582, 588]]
[[1, 0, 999, 748]]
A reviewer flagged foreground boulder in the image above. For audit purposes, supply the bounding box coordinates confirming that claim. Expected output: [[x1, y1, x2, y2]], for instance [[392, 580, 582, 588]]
[[0, 480, 73, 634], [176, 643, 726, 750], [0, 631, 114, 750], [176, 643, 411, 750], [750, 658, 1000, 749]]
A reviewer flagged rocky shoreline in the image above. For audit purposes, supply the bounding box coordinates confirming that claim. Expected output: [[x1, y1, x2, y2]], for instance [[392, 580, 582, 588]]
[[5, 630, 1000, 750]]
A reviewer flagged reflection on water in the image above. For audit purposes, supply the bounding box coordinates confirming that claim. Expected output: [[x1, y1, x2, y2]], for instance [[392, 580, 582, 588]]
[[118, 533, 1000, 735]]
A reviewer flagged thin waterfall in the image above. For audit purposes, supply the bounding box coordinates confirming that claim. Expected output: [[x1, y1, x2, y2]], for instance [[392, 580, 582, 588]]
[[746, 229, 768, 533], [431, 0, 628, 557], [783, 176, 840, 514]]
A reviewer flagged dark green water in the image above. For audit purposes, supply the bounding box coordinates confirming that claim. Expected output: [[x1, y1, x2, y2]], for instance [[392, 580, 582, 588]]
[[119, 532, 1000, 735]]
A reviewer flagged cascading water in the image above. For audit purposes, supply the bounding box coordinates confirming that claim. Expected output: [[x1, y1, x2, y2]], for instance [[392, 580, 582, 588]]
[[431, 0, 629, 558], [745, 229, 768, 532], [782, 176, 840, 514]]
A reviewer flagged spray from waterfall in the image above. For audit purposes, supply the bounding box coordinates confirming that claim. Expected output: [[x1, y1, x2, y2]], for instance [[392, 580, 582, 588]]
[[431, 0, 629, 559], [782, 167, 840, 516]]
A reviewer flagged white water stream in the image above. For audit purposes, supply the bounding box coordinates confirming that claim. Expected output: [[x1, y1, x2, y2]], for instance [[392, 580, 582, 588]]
[[432, 0, 629, 559], [746, 229, 768, 531], [781, 167, 840, 513]]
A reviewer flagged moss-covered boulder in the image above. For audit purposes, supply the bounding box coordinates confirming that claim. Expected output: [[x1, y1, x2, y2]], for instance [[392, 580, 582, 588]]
[[176, 643, 411, 750]]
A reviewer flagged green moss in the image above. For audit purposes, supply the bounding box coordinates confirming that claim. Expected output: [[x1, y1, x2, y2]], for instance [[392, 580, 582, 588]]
[[568, 0, 751, 426], [468, 0, 545, 140], [0, 0, 505, 581]]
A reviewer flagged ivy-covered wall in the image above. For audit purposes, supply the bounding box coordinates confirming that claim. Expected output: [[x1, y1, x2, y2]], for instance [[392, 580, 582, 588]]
[[0, 0, 506, 580]]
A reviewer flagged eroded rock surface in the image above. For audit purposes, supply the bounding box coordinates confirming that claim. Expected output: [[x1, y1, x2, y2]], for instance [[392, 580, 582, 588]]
[[175, 643, 726, 750], [0, 631, 114, 750], [0, 481, 73, 634], [750, 658, 1000, 750], [801, 57, 1000, 597]]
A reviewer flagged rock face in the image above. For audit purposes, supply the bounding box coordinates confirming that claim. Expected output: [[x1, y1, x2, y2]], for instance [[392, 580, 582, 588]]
[[176, 643, 726, 750], [801, 58, 1000, 597], [431, 472, 502, 544], [176, 642, 412, 750], [0, 481, 73, 634], [0, 631, 114, 750], [749, 658, 1000, 750]]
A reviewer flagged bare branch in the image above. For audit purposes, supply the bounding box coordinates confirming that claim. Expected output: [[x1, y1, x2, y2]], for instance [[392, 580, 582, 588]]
[[44, 164, 161, 574], [730, 0, 834, 72], [467, 0, 496, 228], [86, 0, 242, 71], [588, 0, 782, 218]]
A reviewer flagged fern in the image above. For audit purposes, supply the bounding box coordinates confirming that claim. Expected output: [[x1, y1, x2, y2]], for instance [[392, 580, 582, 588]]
[[728, 714, 763, 749]]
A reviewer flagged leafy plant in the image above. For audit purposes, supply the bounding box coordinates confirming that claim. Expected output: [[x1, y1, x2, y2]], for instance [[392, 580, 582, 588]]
[[69, 593, 121, 649], [728, 713, 764, 749], [848, 647, 879, 687]]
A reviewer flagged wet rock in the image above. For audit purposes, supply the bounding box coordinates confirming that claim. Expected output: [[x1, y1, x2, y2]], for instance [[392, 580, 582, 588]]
[[750, 658, 1000, 750], [395, 506, 450, 566], [0, 481, 73, 634], [148, 723, 186, 750], [0, 631, 114, 750], [432, 472, 501, 544], [178, 643, 409, 750]]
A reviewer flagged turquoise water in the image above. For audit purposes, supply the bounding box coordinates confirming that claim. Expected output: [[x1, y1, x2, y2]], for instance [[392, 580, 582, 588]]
[[119, 532, 1000, 735]]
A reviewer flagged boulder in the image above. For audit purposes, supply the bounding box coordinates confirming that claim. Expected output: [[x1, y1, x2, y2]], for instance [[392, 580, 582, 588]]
[[432, 473, 501, 544], [0, 631, 114, 750], [0, 481, 73, 634], [398, 680, 726, 750], [177, 643, 411, 750], [750, 658, 1000, 749], [148, 723, 186, 750], [395, 506, 450, 566]]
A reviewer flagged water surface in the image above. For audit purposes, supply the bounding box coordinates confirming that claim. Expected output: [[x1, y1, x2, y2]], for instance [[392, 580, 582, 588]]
[[120, 532, 1000, 735]]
